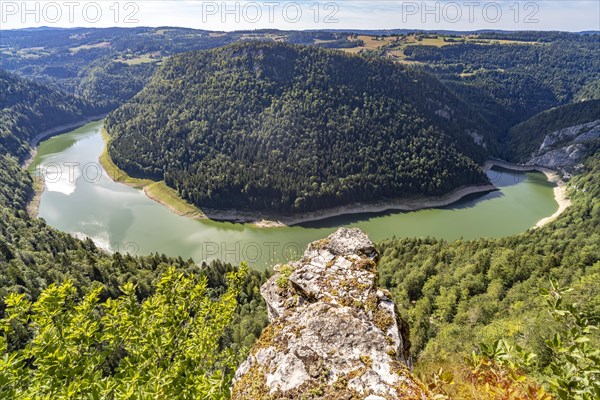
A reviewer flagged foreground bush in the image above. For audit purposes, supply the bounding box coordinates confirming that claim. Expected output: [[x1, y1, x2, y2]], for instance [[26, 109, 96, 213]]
[[0, 265, 247, 399]]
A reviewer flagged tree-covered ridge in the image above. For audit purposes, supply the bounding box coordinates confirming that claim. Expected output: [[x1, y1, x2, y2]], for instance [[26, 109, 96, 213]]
[[576, 78, 600, 102], [3, 28, 595, 128], [0, 70, 100, 161], [106, 41, 497, 214], [1, 27, 230, 108], [0, 51, 269, 398], [403, 36, 600, 135], [3, 28, 599, 398], [1, 28, 357, 110], [509, 99, 600, 161], [377, 151, 600, 397], [0, 78, 270, 383]]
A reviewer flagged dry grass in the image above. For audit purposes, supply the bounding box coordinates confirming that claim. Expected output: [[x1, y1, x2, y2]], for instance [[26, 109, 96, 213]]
[[98, 129, 153, 188], [145, 181, 205, 219], [99, 129, 205, 218]]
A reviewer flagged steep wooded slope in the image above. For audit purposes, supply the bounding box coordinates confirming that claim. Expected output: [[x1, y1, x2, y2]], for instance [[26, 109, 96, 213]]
[[106, 41, 497, 213], [0, 70, 100, 161], [508, 99, 600, 161]]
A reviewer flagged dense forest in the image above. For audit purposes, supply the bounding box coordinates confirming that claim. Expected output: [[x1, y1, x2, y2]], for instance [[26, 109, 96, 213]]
[[4, 28, 596, 127], [2, 28, 600, 398], [403, 34, 600, 137], [0, 83, 269, 396], [1, 28, 357, 109], [0, 157, 270, 397], [0, 151, 269, 349], [106, 41, 497, 213], [1, 27, 231, 107], [508, 99, 600, 161], [377, 151, 600, 398], [0, 70, 100, 161]]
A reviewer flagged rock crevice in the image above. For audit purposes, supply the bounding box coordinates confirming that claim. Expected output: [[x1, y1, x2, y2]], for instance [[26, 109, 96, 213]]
[[232, 228, 429, 400]]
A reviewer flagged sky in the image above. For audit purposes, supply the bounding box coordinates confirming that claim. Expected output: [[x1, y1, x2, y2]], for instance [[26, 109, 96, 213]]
[[1, 1, 599, 32]]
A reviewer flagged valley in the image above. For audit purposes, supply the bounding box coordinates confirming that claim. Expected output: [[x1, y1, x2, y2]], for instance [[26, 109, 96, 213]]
[[1, 25, 599, 400], [31, 120, 559, 269]]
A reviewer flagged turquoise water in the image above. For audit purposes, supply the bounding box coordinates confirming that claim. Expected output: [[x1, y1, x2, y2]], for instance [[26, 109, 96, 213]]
[[32, 120, 559, 269]]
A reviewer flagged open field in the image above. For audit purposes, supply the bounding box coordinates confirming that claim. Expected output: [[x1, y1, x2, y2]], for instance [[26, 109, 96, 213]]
[[70, 41, 111, 53], [114, 52, 162, 65], [335, 33, 542, 59]]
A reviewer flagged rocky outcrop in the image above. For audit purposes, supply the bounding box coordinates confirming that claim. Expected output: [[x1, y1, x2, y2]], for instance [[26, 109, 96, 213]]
[[537, 120, 600, 153], [231, 228, 429, 400], [527, 120, 600, 173], [527, 143, 589, 171], [466, 129, 487, 149]]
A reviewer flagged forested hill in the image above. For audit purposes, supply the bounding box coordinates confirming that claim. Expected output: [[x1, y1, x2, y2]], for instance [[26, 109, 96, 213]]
[[508, 99, 600, 161], [0, 65, 270, 397], [106, 41, 498, 214], [402, 34, 599, 136], [377, 150, 600, 398], [0, 70, 100, 161]]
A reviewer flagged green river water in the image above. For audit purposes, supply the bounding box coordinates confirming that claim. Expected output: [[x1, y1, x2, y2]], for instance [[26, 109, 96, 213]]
[[31, 120, 559, 269]]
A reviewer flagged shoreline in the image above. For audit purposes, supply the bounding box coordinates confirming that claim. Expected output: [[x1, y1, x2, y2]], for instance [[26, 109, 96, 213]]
[[21, 113, 109, 170], [26, 176, 45, 218], [98, 128, 207, 220], [97, 127, 497, 227], [483, 159, 571, 228], [23, 115, 108, 217], [143, 182, 206, 220], [96, 129, 565, 228], [203, 184, 499, 227], [27, 120, 568, 229]]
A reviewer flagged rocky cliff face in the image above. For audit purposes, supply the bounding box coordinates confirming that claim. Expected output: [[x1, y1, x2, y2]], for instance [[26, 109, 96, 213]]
[[526, 120, 600, 174], [231, 228, 429, 400]]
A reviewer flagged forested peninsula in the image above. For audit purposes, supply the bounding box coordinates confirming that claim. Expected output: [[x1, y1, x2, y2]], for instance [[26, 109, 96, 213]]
[[105, 42, 497, 216]]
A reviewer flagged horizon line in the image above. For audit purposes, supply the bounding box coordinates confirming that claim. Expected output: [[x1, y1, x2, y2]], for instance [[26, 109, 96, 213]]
[[5, 25, 600, 34]]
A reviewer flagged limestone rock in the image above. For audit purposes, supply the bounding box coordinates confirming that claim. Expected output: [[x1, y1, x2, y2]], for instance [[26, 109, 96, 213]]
[[528, 120, 600, 172], [537, 120, 600, 154], [232, 228, 429, 400]]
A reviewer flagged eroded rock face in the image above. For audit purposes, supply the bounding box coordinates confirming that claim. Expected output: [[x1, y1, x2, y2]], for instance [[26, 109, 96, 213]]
[[527, 120, 600, 172], [232, 228, 429, 400]]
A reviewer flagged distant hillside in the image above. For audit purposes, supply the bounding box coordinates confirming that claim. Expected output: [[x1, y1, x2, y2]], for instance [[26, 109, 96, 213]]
[[0, 70, 100, 161], [106, 41, 498, 214], [576, 78, 600, 102], [0, 28, 356, 109], [403, 36, 600, 131], [509, 99, 600, 161]]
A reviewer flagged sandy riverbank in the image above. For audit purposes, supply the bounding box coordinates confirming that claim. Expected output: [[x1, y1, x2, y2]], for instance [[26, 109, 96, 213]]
[[26, 119, 567, 229], [97, 125, 498, 227], [98, 128, 207, 220], [183, 159, 570, 228], [483, 159, 571, 228], [26, 176, 45, 218], [93, 120, 569, 228], [143, 182, 206, 220]]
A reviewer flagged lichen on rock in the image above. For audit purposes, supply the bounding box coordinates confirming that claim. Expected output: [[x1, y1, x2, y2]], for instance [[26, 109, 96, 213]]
[[231, 228, 430, 400]]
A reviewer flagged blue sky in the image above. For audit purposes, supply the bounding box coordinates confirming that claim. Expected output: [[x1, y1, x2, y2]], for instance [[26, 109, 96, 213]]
[[1, 1, 599, 31]]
